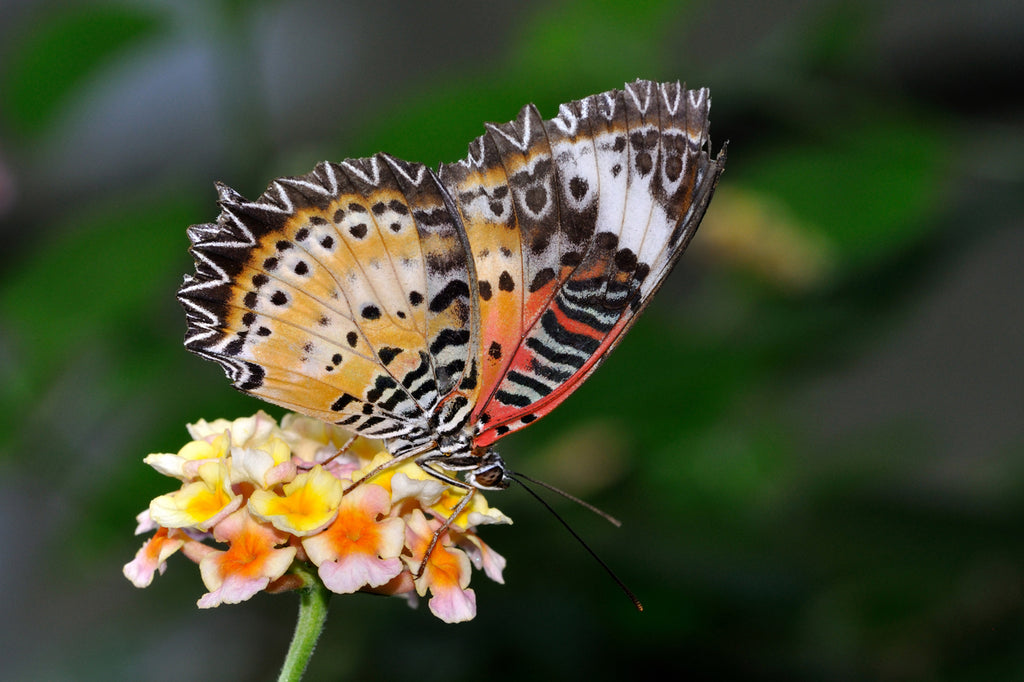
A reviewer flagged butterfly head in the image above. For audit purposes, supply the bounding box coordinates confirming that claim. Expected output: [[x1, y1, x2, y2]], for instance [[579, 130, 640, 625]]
[[465, 448, 511, 491]]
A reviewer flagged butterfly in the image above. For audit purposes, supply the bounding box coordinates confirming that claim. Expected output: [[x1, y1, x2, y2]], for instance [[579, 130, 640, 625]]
[[178, 79, 725, 511]]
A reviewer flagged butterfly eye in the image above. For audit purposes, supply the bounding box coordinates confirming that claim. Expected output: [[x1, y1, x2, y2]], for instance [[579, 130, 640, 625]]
[[469, 461, 509, 490]]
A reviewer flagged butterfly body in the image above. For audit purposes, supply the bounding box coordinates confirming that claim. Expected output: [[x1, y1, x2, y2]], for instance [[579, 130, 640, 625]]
[[179, 80, 725, 491]]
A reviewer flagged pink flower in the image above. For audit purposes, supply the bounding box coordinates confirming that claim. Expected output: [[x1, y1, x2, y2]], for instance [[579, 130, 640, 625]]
[[302, 484, 405, 594], [196, 509, 297, 608], [458, 533, 507, 585], [126, 412, 511, 622], [123, 528, 184, 587], [404, 510, 476, 623]]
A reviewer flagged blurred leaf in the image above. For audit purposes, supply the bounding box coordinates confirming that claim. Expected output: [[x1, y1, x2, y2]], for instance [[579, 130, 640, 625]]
[[0, 194, 198, 409], [350, 0, 696, 168], [733, 110, 949, 266], [512, 0, 687, 86], [801, 2, 875, 75], [1, 4, 161, 135]]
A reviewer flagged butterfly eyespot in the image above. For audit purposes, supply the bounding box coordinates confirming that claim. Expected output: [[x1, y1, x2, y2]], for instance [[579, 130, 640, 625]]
[[472, 466, 506, 490]]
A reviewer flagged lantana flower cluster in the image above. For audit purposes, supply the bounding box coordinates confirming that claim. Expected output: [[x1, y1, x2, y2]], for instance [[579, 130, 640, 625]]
[[124, 411, 510, 623]]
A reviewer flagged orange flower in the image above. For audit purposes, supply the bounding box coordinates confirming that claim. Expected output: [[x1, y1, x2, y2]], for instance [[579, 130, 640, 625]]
[[123, 527, 184, 587], [302, 484, 406, 594], [197, 509, 297, 608], [127, 412, 510, 622], [404, 510, 476, 623]]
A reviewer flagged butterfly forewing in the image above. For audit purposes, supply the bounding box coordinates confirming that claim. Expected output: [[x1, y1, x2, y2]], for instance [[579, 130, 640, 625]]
[[468, 81, 725, 445]]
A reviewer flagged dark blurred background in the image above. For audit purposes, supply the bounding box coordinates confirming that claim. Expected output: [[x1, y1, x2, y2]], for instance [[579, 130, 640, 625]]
[[1, 0, 1022, 680]]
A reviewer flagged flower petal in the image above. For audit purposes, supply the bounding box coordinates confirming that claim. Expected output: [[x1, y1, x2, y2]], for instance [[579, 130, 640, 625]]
[[459, 534, 507, 584], [123, 528, 184, 587], [302, 485, 405, 593], [248, 465, 343, 535], [149, 461, 241, 530], [428, 584, 476, 623], [196, 509, 296, 607], [403, 510, 477, 622], [231, 436, 297, 488]]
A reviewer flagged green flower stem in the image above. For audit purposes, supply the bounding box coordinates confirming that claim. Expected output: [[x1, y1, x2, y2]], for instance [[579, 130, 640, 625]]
[[278, 564, 330, 682]]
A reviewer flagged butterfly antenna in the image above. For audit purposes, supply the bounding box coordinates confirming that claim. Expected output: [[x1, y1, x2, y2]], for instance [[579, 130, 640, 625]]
[[510, 471, 622, 527], [507, 472, 643, 612]]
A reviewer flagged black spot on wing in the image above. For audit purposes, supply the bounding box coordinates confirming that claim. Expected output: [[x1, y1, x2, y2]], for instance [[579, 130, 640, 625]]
[[429, 328, 470, 356], [428, 279, 470, 313], [331, 393, 359, 411], [378, 347, 401, 366]]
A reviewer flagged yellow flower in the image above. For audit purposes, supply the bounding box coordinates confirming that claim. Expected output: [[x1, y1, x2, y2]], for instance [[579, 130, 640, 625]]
[[149, 460, 240, 531], [128, 412, 510, 623], [230, 435, 296, 488], [188, 410, 280, 447], [249, 465, 343, 536], [429, 486, 513, 531], [144, 431, 229, 480]]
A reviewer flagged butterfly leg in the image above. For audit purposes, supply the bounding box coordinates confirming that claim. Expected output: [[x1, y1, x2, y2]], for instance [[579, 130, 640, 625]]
[[408, 449, 512, 578], [341, 440, 438, 495], [297, 432, 359, 471], [409, 477, 477, 580]]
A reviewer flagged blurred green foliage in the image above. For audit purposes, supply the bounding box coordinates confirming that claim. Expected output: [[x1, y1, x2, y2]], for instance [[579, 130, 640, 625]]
[[1, 0, 1021, 681], [2, 4, 161, 135]]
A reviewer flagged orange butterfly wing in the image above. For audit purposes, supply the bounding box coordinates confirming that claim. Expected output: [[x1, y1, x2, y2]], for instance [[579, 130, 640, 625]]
[[178, 155, 479, 450]]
